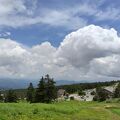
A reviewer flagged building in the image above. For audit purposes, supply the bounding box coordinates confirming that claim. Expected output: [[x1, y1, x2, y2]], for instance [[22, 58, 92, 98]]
[[57, 89, 66, 98]]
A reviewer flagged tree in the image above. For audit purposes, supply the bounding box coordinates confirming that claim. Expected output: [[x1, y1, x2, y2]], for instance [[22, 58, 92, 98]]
[[45, 74, 57, 103], [90, 91, 96, 95], [78, 89, 85, 96], [34, 75, 57, 103], [114, 82, 120, 98], [26, 83, 34, 103], [5, 90, 17, 103], [0, 91, 4, 102], [34, 76, 46, 103], [93, 87, 110, 102]]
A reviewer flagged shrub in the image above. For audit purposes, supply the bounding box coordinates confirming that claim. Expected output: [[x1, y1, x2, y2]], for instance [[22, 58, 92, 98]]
[[93, 95, 98, 101], [114, 82, 120, 98], [5, 90, 18, 103], [70, 96, 74, 100], [93, 88, 110, 102], [91, 91, 96, 95], [78, 90, 86, 96], [32, 108, 39, 114]]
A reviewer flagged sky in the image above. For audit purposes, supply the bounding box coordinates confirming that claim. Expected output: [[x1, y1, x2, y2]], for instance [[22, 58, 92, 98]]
[[1, 0, 120, 82]]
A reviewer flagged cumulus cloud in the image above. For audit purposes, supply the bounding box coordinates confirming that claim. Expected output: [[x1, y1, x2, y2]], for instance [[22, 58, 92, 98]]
[[0, 25, 120, 81], [0, 39, 59, 79], [56, 25, 120, 68], [91, 55, 120, 78]]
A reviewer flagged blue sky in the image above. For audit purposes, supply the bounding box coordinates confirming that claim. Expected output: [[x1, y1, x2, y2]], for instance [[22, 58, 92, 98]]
[[1, 0, 120, 47], [1, 0, 120, 81]]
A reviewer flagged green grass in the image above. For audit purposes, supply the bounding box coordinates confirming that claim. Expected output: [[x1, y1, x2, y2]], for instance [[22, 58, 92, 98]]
[[0, 101, 120, 120]]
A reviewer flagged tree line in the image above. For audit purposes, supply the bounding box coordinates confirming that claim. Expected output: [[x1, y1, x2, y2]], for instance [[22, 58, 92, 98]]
[[0, 74, 57, 103], [0, 76, 120, 103], [57, 80, 118, 94]]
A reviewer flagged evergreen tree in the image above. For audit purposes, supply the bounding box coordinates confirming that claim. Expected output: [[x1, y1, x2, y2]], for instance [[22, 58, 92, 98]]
[[5, 90, 17, 103], [26, 83, 34, 103], [45, 74, 57, 103], [114, 82, 120, 98], [34, 75, 57, 103], [34, 76, 46, 103]]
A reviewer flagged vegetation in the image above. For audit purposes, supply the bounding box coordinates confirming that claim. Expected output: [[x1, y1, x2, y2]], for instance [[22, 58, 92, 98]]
[[2, 80, 118, 99], [0, 91, 3, 102], [57, 80, 118, 94], [78, 89, 86, 96], [0, 77, 120, 119], [0, 78, 119, 104], [114, 82, 120, 98], [0, 101, 120, 120], [34, 74, 57, 103], [93, 87, 110, 102], [26, 83, 34, 103], [5, 90, 18, 103], [91, 91, 96, 95]]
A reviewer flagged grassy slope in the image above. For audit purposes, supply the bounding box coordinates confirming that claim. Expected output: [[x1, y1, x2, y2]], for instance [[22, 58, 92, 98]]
[[0, 101, 120, 120]]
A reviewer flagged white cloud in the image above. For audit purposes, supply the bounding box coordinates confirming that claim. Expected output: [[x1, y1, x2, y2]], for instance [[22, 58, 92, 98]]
[[56, 25, 120, 68], [0, 0, 26, 15], [55, 25, 120, 80], [0, 0, 120, 30], [0, 0, 39, 28], [95, 7, 120, 21], [0, 32, 11, 37], [91, 55, 120, 78], [0, 39, 58, 79], [0, 0, 87, 30], [0, 25, 120, 81]]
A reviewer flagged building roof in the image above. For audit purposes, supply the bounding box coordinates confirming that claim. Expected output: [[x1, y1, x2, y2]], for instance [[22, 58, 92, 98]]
[[57, 89, 65, 95]]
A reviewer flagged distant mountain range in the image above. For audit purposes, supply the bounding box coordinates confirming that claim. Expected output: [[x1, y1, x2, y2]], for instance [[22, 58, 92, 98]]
[[0, 78, 82, 89], [56, 80, 87, 86]]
